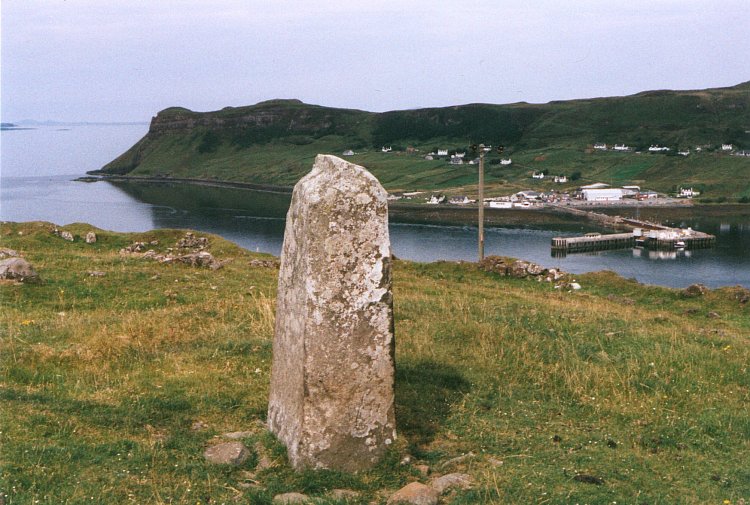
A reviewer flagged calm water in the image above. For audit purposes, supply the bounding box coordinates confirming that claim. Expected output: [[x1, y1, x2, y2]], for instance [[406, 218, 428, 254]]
[[2, 125, 749, 288]]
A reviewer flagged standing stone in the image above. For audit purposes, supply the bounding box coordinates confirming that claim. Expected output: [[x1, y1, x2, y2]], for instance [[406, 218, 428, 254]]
[[85, 232, 97, 244], [268, 154, 396, 472]]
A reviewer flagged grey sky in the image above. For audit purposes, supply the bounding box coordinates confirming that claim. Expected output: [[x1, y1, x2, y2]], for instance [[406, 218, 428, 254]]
[[2, 0, 749, 122]]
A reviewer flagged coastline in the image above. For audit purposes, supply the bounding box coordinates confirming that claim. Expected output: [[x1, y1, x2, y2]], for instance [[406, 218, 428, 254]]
[[80, 174, 750, 229]]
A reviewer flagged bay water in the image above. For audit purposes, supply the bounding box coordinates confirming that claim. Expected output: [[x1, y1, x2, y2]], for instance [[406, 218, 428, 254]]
[[2, 124, 748, 288]]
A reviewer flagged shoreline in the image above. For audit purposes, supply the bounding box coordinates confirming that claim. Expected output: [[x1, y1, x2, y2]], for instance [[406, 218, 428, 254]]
[[79, 174, 750, 228]]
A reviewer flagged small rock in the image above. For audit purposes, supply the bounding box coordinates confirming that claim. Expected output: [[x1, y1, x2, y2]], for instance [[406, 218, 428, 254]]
[[569, 282, 582, 290], [487, 457, 504, 467], [387, 482, 439, 505], [573, 473, 604, 485], [430, 473, 473, 494], [478, 255, 508, 275], [0, 258, 39, 283], [203, 441, 249, 466], [0, 248, 19, 259], [175, 251, 222, 269], [272, 492, 310, 504], [61, 231, 74, 242], [509, 260, 530, 278], [707, 311, 720, 319], [222, 431, 254, 440], [684, 283, 708, 297], [87, 271, 106, 277], [329, 489, 359, 501], [85, 232, 97, 244], [527, 263, 545, 276], [191, 420, 209, 431], [439, 452, 475, 470], [415, 464, 430, 477], [400, 454, 413, 465]]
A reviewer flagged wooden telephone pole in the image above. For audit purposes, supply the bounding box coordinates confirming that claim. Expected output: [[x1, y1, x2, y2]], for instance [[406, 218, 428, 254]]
[[473, 144, 504, 262]]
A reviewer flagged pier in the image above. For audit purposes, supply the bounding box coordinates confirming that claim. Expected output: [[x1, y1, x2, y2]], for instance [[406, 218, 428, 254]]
[[552, 232, 635, 253], [552, 217, 715, 254]]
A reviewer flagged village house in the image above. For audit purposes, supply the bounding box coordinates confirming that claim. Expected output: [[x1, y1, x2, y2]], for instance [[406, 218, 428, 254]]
[[424, 155, 434, 160], [427, 194, 446, 205], [381, 146, 392, 152], [532, 172, 545, 179], [500, 158, 512, 165], [450, 155, 464, 165], [342, 149, 355, 156], [649, 145, 670, 152], [679, 187, 699, 198], [449, 195, 471, 205], [516, 190, 541, 201], [678, 149, 690, 156], [722, 144, 734, 151], [437, 149, 448, 156], [594, 143, 607, 150], [613, 144, 631, 151], [554, 175, 568, 183]]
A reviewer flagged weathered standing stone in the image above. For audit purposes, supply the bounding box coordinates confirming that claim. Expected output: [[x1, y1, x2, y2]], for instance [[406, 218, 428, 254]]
[[268, 154, 396, 472], [85, 232, 97, 244]]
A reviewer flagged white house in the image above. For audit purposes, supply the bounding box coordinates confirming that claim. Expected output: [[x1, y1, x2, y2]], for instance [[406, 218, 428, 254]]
[[613, 144, 631, 151], [649, 145, 670, 152], [454, 152, 466, 158], [450, 155, 464, 165], [679, 187, 699, 198], [342, 149, 355, 156], [678, 150, 690, 156], [500, 158, 512, 165], [426, 194, 446, 205], [449, 195, 471, 205], [532, 172, 545, 179], [554, 175, 568, 183], [437, 149, 448, 156], [722, 144, 734, 151], [381, 146, 392, 152], [594, 143, 607, 150], [517, 190, 541, 200]]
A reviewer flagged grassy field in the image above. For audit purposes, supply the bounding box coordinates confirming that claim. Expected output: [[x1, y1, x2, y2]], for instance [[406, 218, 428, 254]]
[[1, 222, 749, 504]]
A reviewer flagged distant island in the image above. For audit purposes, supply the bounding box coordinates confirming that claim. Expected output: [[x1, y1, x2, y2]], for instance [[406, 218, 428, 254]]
[[91, 82, 750, 202]]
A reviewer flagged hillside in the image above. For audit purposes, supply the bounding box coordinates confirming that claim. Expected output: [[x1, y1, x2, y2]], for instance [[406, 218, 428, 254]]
[[93, 82, 750, 200], [2, 222, 749, 503]]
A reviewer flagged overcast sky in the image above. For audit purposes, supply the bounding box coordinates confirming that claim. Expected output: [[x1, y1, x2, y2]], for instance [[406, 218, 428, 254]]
[[2, 0, 749, 122]]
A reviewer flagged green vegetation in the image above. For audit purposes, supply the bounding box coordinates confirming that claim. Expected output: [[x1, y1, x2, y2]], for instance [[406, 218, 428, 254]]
[[2, 222, 749, 504], [95, 83, 750, 200]]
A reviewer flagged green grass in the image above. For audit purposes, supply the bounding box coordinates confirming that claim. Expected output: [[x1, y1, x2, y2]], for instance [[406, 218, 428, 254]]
[[2, 222, 749, 504]]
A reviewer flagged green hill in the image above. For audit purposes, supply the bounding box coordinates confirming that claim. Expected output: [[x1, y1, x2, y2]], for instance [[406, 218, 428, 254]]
[[94, 82, 750, 200]]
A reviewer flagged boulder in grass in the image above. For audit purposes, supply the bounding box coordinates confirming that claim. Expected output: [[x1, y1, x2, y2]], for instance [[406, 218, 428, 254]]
[[0, 258, 39, 283]]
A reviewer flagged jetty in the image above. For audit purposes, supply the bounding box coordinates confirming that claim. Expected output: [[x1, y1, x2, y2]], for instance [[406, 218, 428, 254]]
[[552, 216, 715, 254]]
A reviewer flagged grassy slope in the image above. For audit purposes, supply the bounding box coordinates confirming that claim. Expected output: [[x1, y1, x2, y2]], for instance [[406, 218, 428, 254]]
[[97, 83, 750, 200], [2, 222, 749, 504]]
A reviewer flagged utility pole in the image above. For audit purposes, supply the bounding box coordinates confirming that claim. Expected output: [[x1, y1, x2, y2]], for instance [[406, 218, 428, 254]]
[[477, 144, 485, 261]]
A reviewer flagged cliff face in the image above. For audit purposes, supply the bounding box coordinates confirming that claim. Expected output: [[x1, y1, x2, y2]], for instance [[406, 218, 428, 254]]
[[146, 100, 371, 137]]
